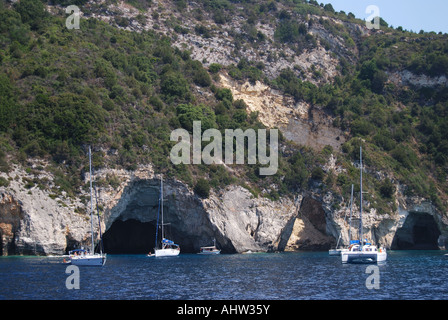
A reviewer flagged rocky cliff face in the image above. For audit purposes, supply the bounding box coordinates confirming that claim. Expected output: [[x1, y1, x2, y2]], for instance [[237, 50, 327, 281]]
[[218, 74, 347, 151], [2, 160, 447, 255], [0, 164, 91, 255], [1, 1, 447, 255]]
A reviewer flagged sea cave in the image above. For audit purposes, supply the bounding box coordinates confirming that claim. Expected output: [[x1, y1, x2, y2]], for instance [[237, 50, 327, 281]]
[[101, 179, 233, 254], [391, 212, 441, 250]]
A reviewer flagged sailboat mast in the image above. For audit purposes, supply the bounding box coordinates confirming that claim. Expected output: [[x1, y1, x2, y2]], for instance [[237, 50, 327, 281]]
[[89, 146, 94, 254], [161, 177, 164, 241], [359, 147, 363, 250], [349, 184, 354, 241], [93, 172, 104, 255]]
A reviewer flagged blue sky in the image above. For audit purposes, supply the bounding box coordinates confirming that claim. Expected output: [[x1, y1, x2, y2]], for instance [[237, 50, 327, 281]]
[[325, 0, 448, 34]]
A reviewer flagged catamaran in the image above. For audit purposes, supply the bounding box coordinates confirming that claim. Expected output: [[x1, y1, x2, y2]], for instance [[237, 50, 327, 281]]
[[64, 146, 106, 266], [153, 177, 180, 257], [341, 147, 387, 264], [329, 184, 354, 256]]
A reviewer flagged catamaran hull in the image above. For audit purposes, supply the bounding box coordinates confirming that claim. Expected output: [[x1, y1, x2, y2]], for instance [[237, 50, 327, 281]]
[[341, 251, 387, 264], [68, 255, 107, 266], [155, 248, 180, 257]]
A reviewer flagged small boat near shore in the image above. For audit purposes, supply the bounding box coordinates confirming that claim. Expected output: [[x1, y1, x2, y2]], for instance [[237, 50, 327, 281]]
[[198, 238, 221, 255]]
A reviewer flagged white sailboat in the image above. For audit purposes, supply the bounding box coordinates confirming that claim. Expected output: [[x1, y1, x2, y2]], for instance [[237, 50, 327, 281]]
[[329, 184, 354, 256], [65, 146, 106, 266], [153, 177, 180, 257], [341, 147, 387, 264], [198, 238, 221, 255]]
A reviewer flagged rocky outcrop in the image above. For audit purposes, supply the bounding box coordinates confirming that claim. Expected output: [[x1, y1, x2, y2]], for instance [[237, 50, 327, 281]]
[[204, 185, 300, 252], [2, 161, 448, 255], [389, 70, 448, 88], [219, 74, 347, 151], [0, 161, 341, 255], [0, 165, 91, 255], [0, 193, 23, 255]]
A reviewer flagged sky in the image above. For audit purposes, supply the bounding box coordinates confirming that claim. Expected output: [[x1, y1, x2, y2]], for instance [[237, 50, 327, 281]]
[[324, 0, 448, 34]]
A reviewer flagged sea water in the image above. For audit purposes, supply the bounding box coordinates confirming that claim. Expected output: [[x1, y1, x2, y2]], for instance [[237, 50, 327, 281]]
[[1, 251, 447, 300]]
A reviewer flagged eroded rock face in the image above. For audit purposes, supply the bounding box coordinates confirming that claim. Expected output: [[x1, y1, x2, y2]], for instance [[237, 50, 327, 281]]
[[0, 193, 23, 255], [0, 163, 108, 256], [1, 163, 447, 255], [219, 74, 347, 151], [282, 196, 335, 251], [0, 162, 339, 255], [100, 171, 309, 253], [389, 70, 448, 89], [204, 185, 300, 252]]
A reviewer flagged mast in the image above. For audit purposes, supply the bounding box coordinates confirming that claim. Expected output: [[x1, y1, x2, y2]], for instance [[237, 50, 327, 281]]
[[161, 177, 164, 241], [89, 146, 94, 254], [349, 184, 354, 242], [359, 147, 363, 250], [93, 168, 104, 255], [154, 178, 161, 250]]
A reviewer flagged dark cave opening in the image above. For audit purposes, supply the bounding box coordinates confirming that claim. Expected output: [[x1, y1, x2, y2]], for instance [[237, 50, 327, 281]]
[[392, 212, 441, 250], [103, 219, 156, 254], [100, 178, 232, 254], [102, 218, 199, 254]]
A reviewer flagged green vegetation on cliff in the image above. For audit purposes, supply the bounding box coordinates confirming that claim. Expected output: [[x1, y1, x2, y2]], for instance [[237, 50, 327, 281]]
[[0, 0, 447, 214]]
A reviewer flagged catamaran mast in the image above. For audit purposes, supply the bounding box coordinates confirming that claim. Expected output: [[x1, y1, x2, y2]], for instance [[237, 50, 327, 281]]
[[359, 147, 363, 250], [89, 146, 94, 254]]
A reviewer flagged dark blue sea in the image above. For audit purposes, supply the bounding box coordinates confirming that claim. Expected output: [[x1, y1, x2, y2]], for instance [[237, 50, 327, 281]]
[[1, 251, 447, 300]]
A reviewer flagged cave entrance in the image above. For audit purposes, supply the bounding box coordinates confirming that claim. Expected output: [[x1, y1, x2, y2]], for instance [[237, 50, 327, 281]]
[[101, 178, 222, 254], [102, 218, 192, 254], [102, 219, 156, 254], [392, 212, 441, 250]]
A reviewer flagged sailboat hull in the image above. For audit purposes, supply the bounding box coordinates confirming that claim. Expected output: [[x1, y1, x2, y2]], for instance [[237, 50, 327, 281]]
[[68, 254, 107, 266], [155, 248, 180, 257], [341, 251, 387, 264]]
